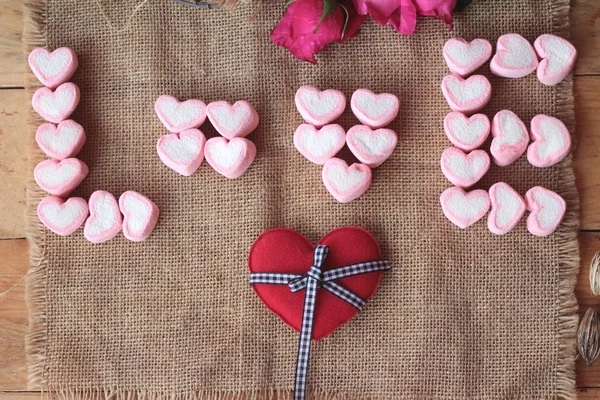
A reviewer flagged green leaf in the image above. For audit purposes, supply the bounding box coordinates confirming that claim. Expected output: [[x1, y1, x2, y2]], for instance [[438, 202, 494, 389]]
[[285, 0, 296, 7], [313, 0, 337, 34], [454, 0, 473, 12]]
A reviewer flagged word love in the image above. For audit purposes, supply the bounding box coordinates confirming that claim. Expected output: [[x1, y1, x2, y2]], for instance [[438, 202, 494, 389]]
[[440, 184, 566, 236], [37, 190, 159, 242], [294, 86, 399, 203], [443, 34, 577, 86], [155, 96, 259, 178]]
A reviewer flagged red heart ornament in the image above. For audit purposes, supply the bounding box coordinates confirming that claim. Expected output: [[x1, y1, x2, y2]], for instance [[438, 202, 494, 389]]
[[249, 227, 384, 341]]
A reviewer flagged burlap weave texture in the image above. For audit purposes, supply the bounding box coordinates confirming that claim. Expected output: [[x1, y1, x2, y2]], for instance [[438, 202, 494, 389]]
[[25, 0, 579, 398]]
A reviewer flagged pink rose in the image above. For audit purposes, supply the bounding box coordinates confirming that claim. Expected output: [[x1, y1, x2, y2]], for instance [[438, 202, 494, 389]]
[[270, 0, 366, 63], [353, 0, 457, 35]]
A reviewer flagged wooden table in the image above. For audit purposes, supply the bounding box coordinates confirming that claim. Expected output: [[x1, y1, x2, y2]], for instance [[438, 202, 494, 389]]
[[1, 1, 599, 398]]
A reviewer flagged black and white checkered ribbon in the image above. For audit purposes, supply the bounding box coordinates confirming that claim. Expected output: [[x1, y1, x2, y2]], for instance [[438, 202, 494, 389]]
[[249, 245, 391, 400]]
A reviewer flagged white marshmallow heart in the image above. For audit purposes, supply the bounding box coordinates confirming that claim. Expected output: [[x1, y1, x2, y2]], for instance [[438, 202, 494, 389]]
[[157, 129, 206, 176], [35, 120, 86, 161], [527, 115, 571, 168], [32, 82, 80, 124], [346, 125, 397, 168], [487, 182, 526, 235], [490, 33, 539, 78], [206, 100, 259, 139], [525, 186, 566, 237], [441, 75, 491, 115], [440, 147, 490, 189], [28, 47, 78, 89], [443, 38, 492, 77], [119, 191, 159, 242], [37, 196, 88, 236], [443, 112, 490, 152], [440, 186, 490, 229], [295, 86, 346, 127], [490, 110, 529, 166], [350, 89, 399, 129], [84, 190, 122, 243], [322, 158, 372, 203], [204, 137, 256, 179], [155, 95, 207, 133], [34, 158, 89, 197], [534, 34, 577, 86], [293, 124, 345, 165]]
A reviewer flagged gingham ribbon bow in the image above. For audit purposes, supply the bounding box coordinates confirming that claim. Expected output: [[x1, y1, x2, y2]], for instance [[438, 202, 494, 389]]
[[249, 245, 391, 400]]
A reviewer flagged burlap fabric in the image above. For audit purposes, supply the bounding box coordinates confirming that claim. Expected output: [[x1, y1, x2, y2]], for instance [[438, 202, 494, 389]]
[[24, 0, 579, 398]]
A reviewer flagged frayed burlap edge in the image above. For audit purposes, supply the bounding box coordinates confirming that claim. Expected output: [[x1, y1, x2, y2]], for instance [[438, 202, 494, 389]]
[[551, 1, 580, 400], [22, 0, 580, 398]]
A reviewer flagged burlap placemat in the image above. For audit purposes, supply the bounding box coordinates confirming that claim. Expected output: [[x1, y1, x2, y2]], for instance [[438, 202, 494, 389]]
[[24, 0, 579, 398]]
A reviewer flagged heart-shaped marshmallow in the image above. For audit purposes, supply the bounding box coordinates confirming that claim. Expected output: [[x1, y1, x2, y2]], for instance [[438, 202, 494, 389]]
[[34, 158, 89, 197], [84, 190, 122, 243], [346, 125, 397, 168], [487, 182, 526, 235], [118, 191, 159, 242], [441, 74, 491, 115], [534, 34, 577, 86], [322, 158, 372, 203], [204, 137, 256, 179], [37, 196, 88, 236], [443, 38, 492, 77], [206, 100, 259, 139], [28, 47, 78, 89], [157, 129, 206, 176], [443, 112, 490, 152], [490, 33, 539, 79], [295, 86, 346, 127], [249, 227, 385, 341], [155, 95, 207, 133], [35, 120, 86, 160], [32, 82, 80, 124], [440, 186, 490, 229], [490, 110, 529, 166], [350, 89, 399, 129], [440, 147, 490, 189], [527, 115, 571, 168], [293, 124, 345, 165], [525, 186, 566, 237]]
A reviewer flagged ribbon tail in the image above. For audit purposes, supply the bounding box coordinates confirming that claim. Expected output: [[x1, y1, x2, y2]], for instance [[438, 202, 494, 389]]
[[294, 276, 319, 400]]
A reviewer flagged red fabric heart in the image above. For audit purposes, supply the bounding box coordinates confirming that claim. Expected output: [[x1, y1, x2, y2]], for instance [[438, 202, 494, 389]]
[[249, 227, 384, 341]]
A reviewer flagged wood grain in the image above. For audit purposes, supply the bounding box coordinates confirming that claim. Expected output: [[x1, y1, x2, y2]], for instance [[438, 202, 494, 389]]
[[572, 0, 600, 76], [0, 1, 24, 88]]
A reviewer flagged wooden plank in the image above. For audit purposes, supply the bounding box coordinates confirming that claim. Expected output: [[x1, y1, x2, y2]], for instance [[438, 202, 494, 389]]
[[0, 89, 28, 239], [573, 76, 600, 230], [571, 0, 600, 76], [0, 1, 24, 88], [0, 239, 29, 390]]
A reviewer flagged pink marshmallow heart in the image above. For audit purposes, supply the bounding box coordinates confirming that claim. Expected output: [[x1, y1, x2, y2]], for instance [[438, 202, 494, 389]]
[[346, 125, 397, 168], [37, 196, 88, 236], [204, 137, 256, 179], [440, 186, 490, 229], [490, 33, 539, 79], [155, 95, 207, 133], [440, 147, 490, 189], [295, 86, 346, 127], [293, 124, 345, 165], [119, 191, 159, 242], [443, 38, 492, 77], [350, 89, 399, 129], [84, 190, 122, 243], [527, 115, 571, 168], [534, 34, 577, 86], [206, 100, 259, 139], [322, 158, 372, 203], [443, 112, 490, 152], [35, 120, 86, 160], [487, 182, 526, 235], [28, 47, 78, 89], [441, 75, 491, 115], [157, 129, 206, 176], [32, 82, 80, 124], [490, 110, 529, 166], [34, 158, 89, 197], [525, 186, 566, 237]]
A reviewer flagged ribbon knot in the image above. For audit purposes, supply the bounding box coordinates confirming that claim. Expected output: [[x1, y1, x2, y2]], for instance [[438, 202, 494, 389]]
[[249, 244, 391, 400]]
